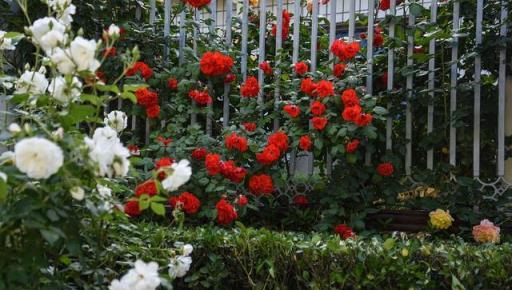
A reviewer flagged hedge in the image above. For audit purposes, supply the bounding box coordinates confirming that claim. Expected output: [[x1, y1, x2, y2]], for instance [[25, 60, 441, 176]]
[[73, 222, 512, 290]]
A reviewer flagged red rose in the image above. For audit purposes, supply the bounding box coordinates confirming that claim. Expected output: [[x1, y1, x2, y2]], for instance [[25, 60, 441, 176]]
[[330, 39, 360, 61], [241, 76, 260, 98], [354, 113, 373, 127], [301, 77, 317, 97], [224, 73, 236, 83], [294, 62, 308, 75], [413, 46, 424, 53], [192, 147, 208, 160], [341, 89, 360, 107], [126, 61, 153, 79], [374, 30, 384, 47], [379, 0, 404, 11], [220, 160, 247, 183], [346, 139, 360, 153], [359, 32, 367, 39], [248, 174, 274, 196], [167, 78, 178, 90], [342, 105, 362, 122], [103, 47, 116, 57], [259, 61, 273, 75], [146, 105, 160, 119], [187, 0, 211, 8], [293, 195, 309, 206], [377, 162, 394, 176], [268, 131, 289, 153], [299, 135, 312, 151], [96, 71, 107, 83], [135, 88, 158, 107], [236, 195, 248, 207], [128, 145, 140, 156], [256, 144, 281, 165], [335, 224, 355, 239], [135, 180, 158, 197], [156, 136, 173, 146], [271, 9, 291, 40], [216, 199, 237, 225], [169, 192, 201, 214], [310, 101, 326, 116], [283, 104, 301, 118], [315, 80, 334, 98], [124, 200, 141, 217], [205, 153, 223, 176], [189, 89, 212, 106], [333, 63, 346, 78], [200, 51, 234, 76], [242, 122, 257, 132], [312, 117, 328, 131], [225, 132, 248, 153], [155, 157, 174, 180]]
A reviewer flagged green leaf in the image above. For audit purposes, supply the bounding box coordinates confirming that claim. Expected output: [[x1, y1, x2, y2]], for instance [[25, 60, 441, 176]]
[[121, 91, 137, 103], [40, 229, 60, 245], [96, 84, 120, 94], [373, 106, 388, 115], [0, 179, 6, 203], [150, 202, 166, 216], [409, 3, 425, 17]]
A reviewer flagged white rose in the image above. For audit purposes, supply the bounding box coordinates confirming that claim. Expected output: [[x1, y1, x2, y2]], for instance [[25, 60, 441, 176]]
[[48, 75, 82, 104], [104, 110, 128, 133], [69, 36, 100, 72], [70, 186, 85, 200], [107, 24, 120, 37], [8, 123, 22, 133], [14, 137, 64, 179], [84, 127, 130, 178], [161, 160, 192, 192], [15, 69, 49, 96], [28, 17, 66, 53], [0, 31, 16, 50], [48, 0, 72, 10], [58, 4, 76, 26], [109, 260, 161, 290], [50, 48, 75, 74], [168, 255, 192, 279]]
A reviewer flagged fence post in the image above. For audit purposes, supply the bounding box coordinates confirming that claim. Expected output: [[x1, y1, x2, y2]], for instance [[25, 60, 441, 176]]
[[325, 0, 336, 176], [405, 6, 415, 176], [449, 1, 460, 167], [386, 0, 396, 152], [365, 0, 374, 166], [505, 76, 512, 183], [497, 0, 507, 177], [222, 0, 233, 128], [427, 0, 437, 170], [473, 0, 483, 177], [257, 0, 267, 111], [273, 0, 283, 131]]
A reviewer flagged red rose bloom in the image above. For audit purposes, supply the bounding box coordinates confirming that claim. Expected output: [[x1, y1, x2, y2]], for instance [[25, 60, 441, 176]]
[[330, 39, 360, 61], [380, 0, 404, 10], [293, 195, 309, 206], [124, 200, 141, 217], [242, 122, 257, 132], [294, 62, 308, 75], [224, 73, 236, 83], [312, 117, 328, 131], [354, 113, 373, 127], [128, 144, 140, 156], [256, 144, 281, 165], [248, 174, 274, 196], [205, 153, 222, 176], [374, 32, 384, 47], [156, 136, 173, 146], [346, 139, 360, 153], [167, 78, 178, 90], [413, 46, 424, 53], [189, 89, 212, 106], [126, 61, 153, 80], [96, 71, 107, 83], [271, 9, 291, 40], [135, 88, 158, 107], [333, 63, 346, 78], [241, 76, 260, 98], [342, 105, 362, 122], [377, 162, 394, 176], [169, 192, 201, 214], [187, 0, 211, 8], [155, 157, 174, 180], [103, 47, 116, 57], [299, 135, 312, 151], [335, 224, 355, 239], [259, 61, 273, 75], [146, 105, 160, 119], [236, 195, 248, 207], [216, 199, 238, 225], [301, 77, 317, 97], [341, 89, 360, 107], [359, 32, 367, 39], [315, 80, 334, 98], [310, 101, 326, 116], [268, 131, 289, 153], [283, 104, 301, 118], [225, 132, 248, 152], [192, 147, 208, 160], [200, 51, 234, 76], [220, 161, 247, 183], [135, 180, 158, 197]]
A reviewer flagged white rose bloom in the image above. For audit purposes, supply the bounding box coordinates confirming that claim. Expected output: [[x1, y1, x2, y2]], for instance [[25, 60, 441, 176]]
[[84, 127, 130, 178], [0, 31, 16, 50], [97, 184, 112, 198], [70, 186, 85, 200], [48, 75, 82, 104], [161, 160, 192, 192], [14, 137, 64, 179], [58, 4, 76, 26], [182, 244, 193, 256], [168, 255, 192, 279], [8, 123, 22, 133], [109, 260, 161, 290], [107, 24, 121, 37], [104, 110, 128, 133], [48, 0, 72, 10], [28, 17, 66, 53], [50, 48, 76, 74], [69, 36, 100, 72], [15, 69, 48, 96]]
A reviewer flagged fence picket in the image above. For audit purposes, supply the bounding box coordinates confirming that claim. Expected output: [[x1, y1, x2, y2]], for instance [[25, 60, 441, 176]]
[[405, 8, 414, 175], [223, 0, 233, 128], [473, 0, 483, 177], [326, 0, 337, 176], [257, 0, 267, 109], [365, 0, 374, 166], [386, 0, 396, 151], [273, 0, 283, 131], [308, 0, 319, 174], [427, 0, 437, 170], [206, 0, 217, 136], [179, 11, 186, 65], [348, 0, 355, 40], [290, 0, 302, 174], [241, 0, 249, 81], [191, 9, 199, 125], [449, 1, 460, 166], [164, 0, 171, 62], [497, 0, 508, 176]]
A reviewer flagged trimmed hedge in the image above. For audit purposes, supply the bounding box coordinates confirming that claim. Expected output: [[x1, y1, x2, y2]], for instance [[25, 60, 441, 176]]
[[85, 222, 512, 290]]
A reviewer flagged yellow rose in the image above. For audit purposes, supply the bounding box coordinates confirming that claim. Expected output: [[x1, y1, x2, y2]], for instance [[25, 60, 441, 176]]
[[429, 209, 453, 230], [249, 0, 259, 7]]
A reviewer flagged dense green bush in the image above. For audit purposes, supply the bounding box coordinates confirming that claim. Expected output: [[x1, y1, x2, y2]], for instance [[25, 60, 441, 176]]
[[79, 222, 512, 289]]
